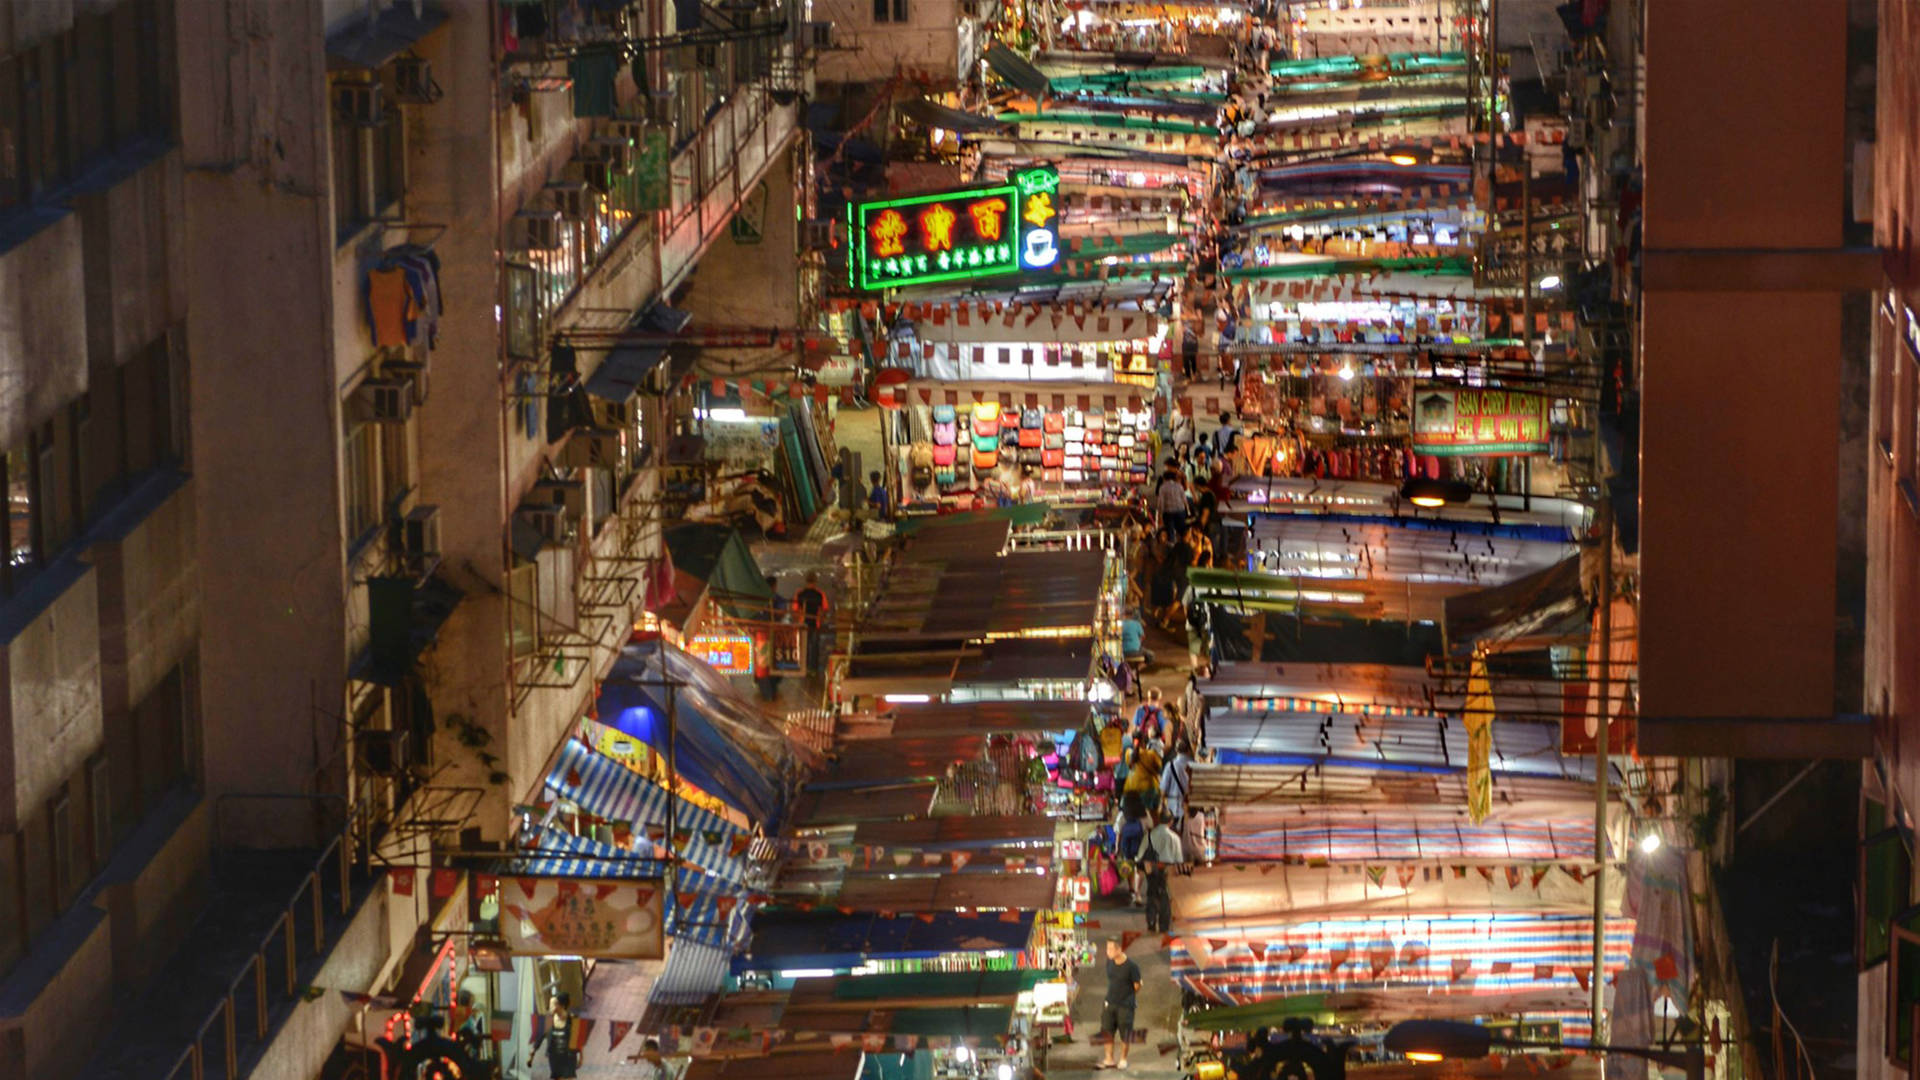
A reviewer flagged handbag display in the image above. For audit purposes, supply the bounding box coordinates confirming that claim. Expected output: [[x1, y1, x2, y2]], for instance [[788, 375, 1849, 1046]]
[[1018, 427, 1043, 448], [1021, 407, 1044, 429], [932, 403, 956, 424], [932, 443, 956, 465], [933, 421, 956, 447], [1043, 412, 1065, 434], [973, 448, 999, 470], [1043, 467, 1063, 484], [1042, 448, 1064, 467], [1044, 431, 1064, 450]]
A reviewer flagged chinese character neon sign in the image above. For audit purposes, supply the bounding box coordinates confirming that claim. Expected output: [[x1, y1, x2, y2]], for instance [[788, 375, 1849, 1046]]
[[848, 166, 1061, 291]]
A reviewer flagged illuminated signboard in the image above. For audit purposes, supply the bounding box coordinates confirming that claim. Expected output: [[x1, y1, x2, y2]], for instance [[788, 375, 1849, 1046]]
[[686, 633, 754, 675], [1411, 385, 1550, 457], [849, 166, 1061, 291]]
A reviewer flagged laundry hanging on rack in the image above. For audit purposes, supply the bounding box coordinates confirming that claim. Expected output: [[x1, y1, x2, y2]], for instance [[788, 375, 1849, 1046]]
[[362, 244, 444, 349]]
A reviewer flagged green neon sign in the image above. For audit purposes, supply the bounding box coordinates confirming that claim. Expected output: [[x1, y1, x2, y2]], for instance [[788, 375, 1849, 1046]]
[[849, 166, 1060, 292]]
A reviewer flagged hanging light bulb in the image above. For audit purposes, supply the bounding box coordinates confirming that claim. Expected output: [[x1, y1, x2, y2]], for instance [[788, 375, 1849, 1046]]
[[1639, 831, 1662, 854], [998, 1064, 1015, 1080]]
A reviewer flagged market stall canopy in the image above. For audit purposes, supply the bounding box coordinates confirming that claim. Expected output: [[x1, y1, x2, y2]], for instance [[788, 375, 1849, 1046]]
[[685, 1049, 865, 1080], [1199, 661, 1581, 729], [664, 522, 775, 619], [860, 549, 1105, 638], [1443, 555, 1590, 648], [740, 910, 1037, 970], [1215, 804, 1602, 865], [597, 638, 806, 825], [833, 870, 1057, 912], [538, 737, 766, 883], [985, 43, 1052, 98], [584, 301, 693, 402], [850, 814, 1057, 850], [793, 783, 938, 825], [326, 1, 447, 69], [1168, 859, 1624, 928], [775, 1003, 1016, 1037], [1203, 709, 1597, 781], [1186, 761, 1601, 811], [869, 701, 1092, 739], [902, 97, 1013, 135], [810, 736, 990, 788], [787, 969, 1051, 1008], [509, 828, 755, 948], [1168, 912, 1631, 1027]]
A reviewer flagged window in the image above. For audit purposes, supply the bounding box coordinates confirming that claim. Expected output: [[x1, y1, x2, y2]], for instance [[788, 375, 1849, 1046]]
[[5, 446, 34, 590], [131, 665, 187, 812], [379, 418, 413, 511], [872, 0, 909, 22], [70, 395, 90, 523], [345, 420, 380, 544], [1890, 906, 1920, 1066], [87, 755, 110, 872], [330, 74, 407, 239], [0, 55, 21, 209], [1880, 302, 1899, 464], [71, 14, 112, 165], [1863, 795, 1910, 970], [48, 788, 73, 905]]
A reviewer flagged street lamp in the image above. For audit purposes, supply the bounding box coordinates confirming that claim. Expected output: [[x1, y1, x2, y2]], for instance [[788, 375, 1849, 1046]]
[[1384, 1020, 1705, 1080]]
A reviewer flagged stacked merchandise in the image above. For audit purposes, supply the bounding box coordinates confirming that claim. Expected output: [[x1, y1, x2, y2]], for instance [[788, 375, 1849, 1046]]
[[913, 402, 1157, 494]]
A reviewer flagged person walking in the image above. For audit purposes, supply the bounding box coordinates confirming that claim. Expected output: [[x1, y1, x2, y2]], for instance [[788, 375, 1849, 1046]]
[[791, 571, 831, 682], [1097, 937, 1144, 1069], [1153, 458, 1190, 539], [1160, 738, 1194, 822], [1132, 687, 1169, 745], [1141, 811, 1186, 933], [528, 992, 581, 1079]]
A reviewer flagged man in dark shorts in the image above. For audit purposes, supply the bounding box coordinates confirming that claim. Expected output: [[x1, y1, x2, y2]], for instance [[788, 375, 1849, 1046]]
[[1098, 937, 1143, 1069]]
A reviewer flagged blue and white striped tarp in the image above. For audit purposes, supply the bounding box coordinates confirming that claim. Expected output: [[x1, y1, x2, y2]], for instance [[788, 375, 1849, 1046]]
[[652, 941, 734, 1006], [544, 739, 761, 885], [513, 826, 755, 950]]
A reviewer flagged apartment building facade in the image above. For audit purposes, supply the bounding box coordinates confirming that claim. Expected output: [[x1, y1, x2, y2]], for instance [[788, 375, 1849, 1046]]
[[2, 0, 807, 1076]]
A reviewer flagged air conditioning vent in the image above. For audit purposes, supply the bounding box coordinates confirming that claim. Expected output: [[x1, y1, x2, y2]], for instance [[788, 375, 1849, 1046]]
[[562, 428, 623, 468], [585, 135, 637, 173], [518, 502, 575, 544], [582, 158, 617, 194], [334, 81, 386, 126], [392, 56, 442, 104], [399, 505, 441, 577], [512, 208, 565, 251], [548, 180, 592, 221], [591, 397, 634, 428], [532, 479, 587, 517], [352, 378, 413, 424], [382, 358, 430, 405], [355, 729, 412, 776]]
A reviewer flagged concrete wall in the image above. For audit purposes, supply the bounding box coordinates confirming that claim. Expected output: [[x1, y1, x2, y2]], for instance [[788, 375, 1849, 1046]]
[[0, 907, 113, 1080], [75, 155, 188, 370], [246, 874, 391, 1080], [0, 216, 89, 451], [814, 0, 967, 85], [0, 567, 103, 833], [1636, 0, 1847, 722], [178, 0, 348, 844]]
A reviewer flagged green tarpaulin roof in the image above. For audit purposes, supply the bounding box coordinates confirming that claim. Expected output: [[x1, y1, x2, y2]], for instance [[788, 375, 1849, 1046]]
[[895, 504, 1051, 536], [665, 523, 773, 615]]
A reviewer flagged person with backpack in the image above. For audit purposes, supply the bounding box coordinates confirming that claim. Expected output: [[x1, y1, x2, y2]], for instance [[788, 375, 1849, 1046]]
[[1115, 792, 1149, 903], [1131, 687, 1168, 745], [1153, 458, 1190, 539], [1140, 811, 1186, 932], [791, 571, 831, 682], [1160, 738, 1194, 822]]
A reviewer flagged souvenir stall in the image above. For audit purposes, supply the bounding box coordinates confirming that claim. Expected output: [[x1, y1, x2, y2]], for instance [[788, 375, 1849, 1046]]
[[780, 971, 1066, 1080], [735, 909, 1045, 979], [895, 381, 1159, 505]]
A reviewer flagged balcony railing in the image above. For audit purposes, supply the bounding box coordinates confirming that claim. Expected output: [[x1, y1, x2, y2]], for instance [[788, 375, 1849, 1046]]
[[157, 827, 361, 1080]]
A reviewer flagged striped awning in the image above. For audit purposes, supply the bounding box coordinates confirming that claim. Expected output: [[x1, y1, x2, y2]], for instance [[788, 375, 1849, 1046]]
[[1170, 913, 1632, 1028], [652, 941, 735, 1006], [543, 739, 761, 885], [1215, 810, 1599, 863], [512, 827, 757, 950]]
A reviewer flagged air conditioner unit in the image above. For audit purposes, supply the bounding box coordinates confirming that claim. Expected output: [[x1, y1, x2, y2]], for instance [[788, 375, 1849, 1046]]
[[392, 55, 441, 104], [334, 81, 385, 126], [591, 396, 634, 428], [352, 378, 413, 424], [400, 504, 441, 576], [532, 479, 587, 517], [518, 502, 575, 544], [382, 358, 430, 405], [512, 208, 565, 251], [548, 180, 591, 221], [562, 427, 623, 468], [356, 728, 412, 776], [582, 158, 617, 193], [585, 135, 637, 173], [807, 20, 836, 48], [802, 219, 835, 251]]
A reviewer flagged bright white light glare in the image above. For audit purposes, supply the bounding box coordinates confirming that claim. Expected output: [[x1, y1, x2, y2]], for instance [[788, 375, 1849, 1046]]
[[883, 693, 932, 703], [1337, 364, 1355, 381], [954, 1046, 973, 1064], [1639, 831, 1662, 854], [1538, 274, 1563, 290], [702, 407, 753, 423], [999, 1064, 1015, 1080], [779, 968, 837, 979]]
